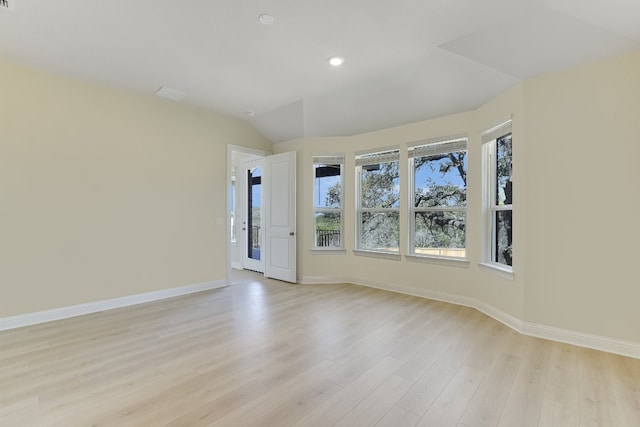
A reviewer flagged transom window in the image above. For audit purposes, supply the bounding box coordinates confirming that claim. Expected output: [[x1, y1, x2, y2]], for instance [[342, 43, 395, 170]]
[[313, 155, 344, 249], [409, 137, 468, 258], [355, 148, 400, 252]]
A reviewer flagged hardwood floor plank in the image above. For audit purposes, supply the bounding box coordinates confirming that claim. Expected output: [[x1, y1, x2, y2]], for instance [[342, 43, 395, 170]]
[[538, 342, 580, 427], [0, 271, 638, 426], [374, 405, 421, 427], [162, 381, 272, 427], [497, 338, 552, 427], [293, 356, 403, 427], [577, 347, 621, 426], [606, 353, 640, 427], [208, 358, 339, 426], [457, 352, 521, 426], [245, 379, 341, 427], [395, 310, 495, 416], [415, 364, 485, 427], [334, 374, 414, 427]]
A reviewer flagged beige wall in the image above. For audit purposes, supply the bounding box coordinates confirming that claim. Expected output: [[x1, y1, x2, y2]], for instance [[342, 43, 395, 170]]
[[3, 50, 639, 346], [277, 51, 640, 344], [523, 52, 640, 340], [0, 59, 270, 318]]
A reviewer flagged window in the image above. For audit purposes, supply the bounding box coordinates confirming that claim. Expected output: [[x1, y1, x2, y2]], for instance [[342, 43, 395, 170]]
[[355, 148, 400, 252], [313, 155, 344, 249], [483, 120, 513, 268], [409, 137, 468, 258], [230, 173, 236, 243]]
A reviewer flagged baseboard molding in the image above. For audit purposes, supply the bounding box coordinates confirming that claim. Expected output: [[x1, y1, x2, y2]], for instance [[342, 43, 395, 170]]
[[4, 276, 638, 359], [522, 323, 640, 360], [0, 280, 227, 332], [300, 276, 351, 285], [348, 276, 477, 310], [341, 277, 640, 360]]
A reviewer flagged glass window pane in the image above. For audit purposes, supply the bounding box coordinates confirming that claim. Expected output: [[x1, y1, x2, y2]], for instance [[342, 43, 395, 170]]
[[361, 161, 400, 209], [248, 167, 261, 260], [496, 135, 513, 205], [314, 163, 341, 208], [494, 210, 513, 266], [230, 177, 236, 243], [414, 211, 466, 258], [414, 152, 467, 208], [360, 211, 399, 251], [315, 212, 341, 247]]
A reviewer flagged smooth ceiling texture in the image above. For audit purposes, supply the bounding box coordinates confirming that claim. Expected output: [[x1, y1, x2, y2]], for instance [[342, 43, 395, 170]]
[[1, 0, 638, 143]]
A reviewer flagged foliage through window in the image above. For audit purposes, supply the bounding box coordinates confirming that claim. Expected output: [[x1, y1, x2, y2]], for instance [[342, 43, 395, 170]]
[[313, 156, 344, 248], [409, 137, 468, 258], [483, 120, 513, 267], [356, 149, 400, 252]]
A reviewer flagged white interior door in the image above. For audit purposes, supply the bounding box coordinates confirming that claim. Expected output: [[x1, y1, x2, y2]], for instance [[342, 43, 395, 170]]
[[264, 151, 297, 283], [241, 158, 264, 273]]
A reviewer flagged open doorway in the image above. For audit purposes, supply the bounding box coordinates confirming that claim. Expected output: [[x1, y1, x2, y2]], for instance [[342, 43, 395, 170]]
[[227, 145, 269, 284], [226, 145, 297, 285]]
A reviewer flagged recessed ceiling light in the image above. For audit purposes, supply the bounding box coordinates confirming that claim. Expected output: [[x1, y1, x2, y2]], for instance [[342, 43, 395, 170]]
[[259, 14, 274, 25], [244, 111, 256, 117], [328, 56, 344, 67]]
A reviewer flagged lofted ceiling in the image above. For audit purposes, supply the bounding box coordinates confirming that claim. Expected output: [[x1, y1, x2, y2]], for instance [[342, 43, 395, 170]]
[[1, 0, 638, 143]]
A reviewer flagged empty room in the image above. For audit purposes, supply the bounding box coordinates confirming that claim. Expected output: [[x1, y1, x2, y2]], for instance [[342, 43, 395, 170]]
[[1, 1, 639, 426]]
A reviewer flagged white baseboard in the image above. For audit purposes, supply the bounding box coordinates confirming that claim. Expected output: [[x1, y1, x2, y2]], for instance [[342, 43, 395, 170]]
[[4, 275, 638, 359], [344, 277, 640, 360], [0, 280, 227, 332], [522, 323, 640, 360], [300, 276, 351, 285]]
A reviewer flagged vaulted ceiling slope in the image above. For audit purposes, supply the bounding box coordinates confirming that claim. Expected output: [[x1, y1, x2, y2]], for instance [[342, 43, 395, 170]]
[[1, 1, 638, 143]]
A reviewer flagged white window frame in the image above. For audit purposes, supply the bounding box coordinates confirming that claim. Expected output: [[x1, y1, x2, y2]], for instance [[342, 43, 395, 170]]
[[313, 155, 345, 250], [481, 119, 514, 278], [355, 147, 401, 256], [408, 135, 468, 260]]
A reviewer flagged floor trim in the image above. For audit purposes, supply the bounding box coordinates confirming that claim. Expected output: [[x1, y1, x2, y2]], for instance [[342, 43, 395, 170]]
[[300, 276, 350, 285], [0, 280, 227, 332], [4, 276, 638, 359], [347, 277, 640, 360]]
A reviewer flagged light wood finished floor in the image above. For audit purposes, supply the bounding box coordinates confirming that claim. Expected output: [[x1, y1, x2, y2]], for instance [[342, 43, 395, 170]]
[[2, 271, 639, 426]]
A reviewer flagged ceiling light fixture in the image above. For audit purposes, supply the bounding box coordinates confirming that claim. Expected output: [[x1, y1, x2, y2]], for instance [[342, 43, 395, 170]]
[[244, 111, 256, 117], [258, 14, 274, 25], [328, 56, 344, 67]]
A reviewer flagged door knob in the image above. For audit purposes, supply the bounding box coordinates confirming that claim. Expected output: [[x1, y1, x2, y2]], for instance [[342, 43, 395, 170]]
[[289, 232, 295, 236]]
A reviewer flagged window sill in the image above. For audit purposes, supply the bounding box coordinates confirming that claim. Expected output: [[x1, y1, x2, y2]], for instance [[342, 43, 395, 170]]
[[310, 248, 346, 255], [352, 249, 401, 261], [478, 262, 514, 281], [405, 254, 470, 268]]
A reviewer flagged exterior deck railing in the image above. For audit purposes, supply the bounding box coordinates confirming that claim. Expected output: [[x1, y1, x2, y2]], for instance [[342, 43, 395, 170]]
[[316, 229, 340, 247]]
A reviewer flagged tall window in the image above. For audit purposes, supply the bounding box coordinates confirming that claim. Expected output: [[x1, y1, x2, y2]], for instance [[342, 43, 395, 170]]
[[230, 173, 236, 243], [313, 155, 344, 249], [483, 120, 513, 267], [355, 148, 400, 252], [409, 137, 468, 258]]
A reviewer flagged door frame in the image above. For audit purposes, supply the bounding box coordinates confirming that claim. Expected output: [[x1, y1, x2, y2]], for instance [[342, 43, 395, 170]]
[[226, 145, 270, 284]]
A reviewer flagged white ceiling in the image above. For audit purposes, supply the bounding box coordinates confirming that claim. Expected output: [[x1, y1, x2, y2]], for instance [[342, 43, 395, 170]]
[[1, 0, 638, 143]]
